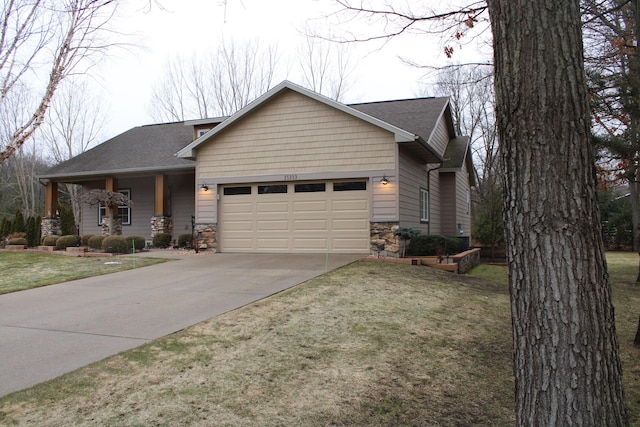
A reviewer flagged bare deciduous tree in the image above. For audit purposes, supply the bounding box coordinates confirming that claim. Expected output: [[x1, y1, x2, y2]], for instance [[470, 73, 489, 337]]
[[0, 0, 120, 164], [296, 24, 355, 102], [41, 77, 107, 228], [149, 37, 280, 122]]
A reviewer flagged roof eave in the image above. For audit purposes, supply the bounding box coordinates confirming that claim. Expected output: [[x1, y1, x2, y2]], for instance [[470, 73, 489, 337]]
[[39, 163, 195, 182]]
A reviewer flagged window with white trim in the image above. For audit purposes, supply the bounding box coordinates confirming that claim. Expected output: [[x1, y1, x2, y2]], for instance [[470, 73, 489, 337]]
[[98, 189, 131, 226], [420, 188, 429, 222]]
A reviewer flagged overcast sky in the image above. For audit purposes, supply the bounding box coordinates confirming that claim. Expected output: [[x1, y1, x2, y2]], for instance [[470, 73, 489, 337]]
[[94, 0, 488, 138]]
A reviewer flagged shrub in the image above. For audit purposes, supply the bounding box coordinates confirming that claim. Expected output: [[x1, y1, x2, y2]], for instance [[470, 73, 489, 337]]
[[9, 232, 26, 239], [88, 235, 105, 250], [42, 235, 60, 246], [124, 235, 146, 251], [152, 233, 172, 248], [81, 235, 94, 246], [178, 234, 193, 248], [56, 235, 81, 250], [8, 237, 27, 245], [25, 216, 41, 247], [406, 235, 467, 257], [102, 236, 129, 254]]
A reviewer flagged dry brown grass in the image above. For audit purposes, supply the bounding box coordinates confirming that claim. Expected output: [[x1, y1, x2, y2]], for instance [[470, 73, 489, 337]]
[[0, 255, 637, 426]]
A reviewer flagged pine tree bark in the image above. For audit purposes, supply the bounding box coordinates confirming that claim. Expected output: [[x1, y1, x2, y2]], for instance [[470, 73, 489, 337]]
[[487, 0, 628, 424]]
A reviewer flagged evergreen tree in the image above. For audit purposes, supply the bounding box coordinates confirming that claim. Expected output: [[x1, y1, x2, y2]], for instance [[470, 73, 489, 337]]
[[13, 210, 25, 234], [59, 204, 76, 235]]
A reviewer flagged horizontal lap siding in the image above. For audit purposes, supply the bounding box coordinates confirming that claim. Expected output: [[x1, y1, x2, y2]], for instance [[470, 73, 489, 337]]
[[455, 166, 471, 237], [440, 173, 457, 236], [196, 90, 396, 179], [398, 148, 428, 233], [169, 173, 195, 236]]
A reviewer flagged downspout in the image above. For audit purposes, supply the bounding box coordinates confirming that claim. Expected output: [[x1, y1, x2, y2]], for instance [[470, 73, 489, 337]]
[[427, 164, 443, 235]]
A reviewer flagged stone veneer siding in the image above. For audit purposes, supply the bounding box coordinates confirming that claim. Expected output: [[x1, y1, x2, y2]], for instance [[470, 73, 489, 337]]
[[195, 223, 217, 252], [101, 218, 122, 236], [370, 222, 400, 257], [41, 217, 61, 237], [151, 215, 173, 237]]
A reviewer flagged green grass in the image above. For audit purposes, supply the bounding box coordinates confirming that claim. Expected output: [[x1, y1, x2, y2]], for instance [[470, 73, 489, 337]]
[[0, 252, 169, 294], [0, 253, 638, 426]]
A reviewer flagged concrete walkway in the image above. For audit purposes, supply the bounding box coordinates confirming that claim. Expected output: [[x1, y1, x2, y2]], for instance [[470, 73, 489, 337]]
[[0, 252, 362, 397]]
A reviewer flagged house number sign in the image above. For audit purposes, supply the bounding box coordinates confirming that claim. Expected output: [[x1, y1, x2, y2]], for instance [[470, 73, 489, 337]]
[[284, 174, 298, 181]]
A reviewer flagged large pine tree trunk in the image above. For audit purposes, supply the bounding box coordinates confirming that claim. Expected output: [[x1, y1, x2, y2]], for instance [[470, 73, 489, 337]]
[[487, 0, 628, 424]]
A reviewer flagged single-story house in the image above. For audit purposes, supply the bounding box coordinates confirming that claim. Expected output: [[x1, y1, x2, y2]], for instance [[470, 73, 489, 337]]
[[39, 80, 476, 256]]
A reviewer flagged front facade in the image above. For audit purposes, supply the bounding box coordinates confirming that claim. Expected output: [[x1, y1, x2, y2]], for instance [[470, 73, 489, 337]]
[[40, 81, 475, 256]]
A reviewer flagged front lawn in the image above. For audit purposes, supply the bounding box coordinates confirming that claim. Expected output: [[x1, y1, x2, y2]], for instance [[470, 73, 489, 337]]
[[0, 252, 168, 294], [0, 253, 638, 426]]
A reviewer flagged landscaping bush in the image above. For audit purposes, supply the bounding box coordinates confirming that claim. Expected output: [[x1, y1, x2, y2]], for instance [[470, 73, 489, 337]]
[[88, 235, 105, 250], [9, 232, 26, 239], [42, 235, 60, 246], [124, 235, 146, 251], [7, 237, 27, 246], [152, 233, 172, 248], [102, 236, 129, 254], [81, 235, 94, 246], [55, 235, 81, 250], [406, 235, 467, 257], [178, 233, 193, 248]]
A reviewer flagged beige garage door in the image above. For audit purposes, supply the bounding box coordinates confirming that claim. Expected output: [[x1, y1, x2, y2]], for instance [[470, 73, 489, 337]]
[[219, 180, 370, 253]]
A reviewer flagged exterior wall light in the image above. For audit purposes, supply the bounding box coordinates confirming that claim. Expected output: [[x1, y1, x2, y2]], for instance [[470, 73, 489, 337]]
[[380, 175, 389, 185], [200, 183, 209, 191]]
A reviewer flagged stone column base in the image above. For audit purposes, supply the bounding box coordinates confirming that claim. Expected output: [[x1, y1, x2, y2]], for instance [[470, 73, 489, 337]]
[[370, 222, 400, 257], [150, 215, 173, 237], [41, 217, 61, 238], [101, 218, 122, 236], [195, 223, 217, 252]]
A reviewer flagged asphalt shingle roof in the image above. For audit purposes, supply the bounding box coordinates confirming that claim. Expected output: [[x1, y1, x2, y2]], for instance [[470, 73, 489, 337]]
[[348, 97, 450, 143], [41, 122, 195, 180], [443, 136, 470, 169]]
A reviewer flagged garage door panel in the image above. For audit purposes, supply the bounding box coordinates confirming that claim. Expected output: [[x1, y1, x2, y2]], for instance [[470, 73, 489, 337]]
[[223, 238, 254, 251], [332, 199, 368, 212], [256, 219, 289, 231], [293, 200, 327, 212], [293, 219, 328, 231], [293, 238, 328, 250], [257, 238, 289, 250], [256, 201, 289, 214], [224, 220, 253, 231], [220, 181, 369, 254], [222, 201, 253, 213]]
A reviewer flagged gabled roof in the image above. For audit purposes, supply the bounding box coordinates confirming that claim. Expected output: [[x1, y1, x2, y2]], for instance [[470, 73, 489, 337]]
[[348, 97, 452, 144], [176, 80, 437, 160], [442, 136, 477, 187], [40, 122, 195, 181]]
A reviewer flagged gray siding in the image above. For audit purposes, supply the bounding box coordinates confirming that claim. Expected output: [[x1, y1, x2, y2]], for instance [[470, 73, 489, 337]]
[[398, 148, 428, 233], [79, 173, 195, 239], [440, 172, 457, 236]]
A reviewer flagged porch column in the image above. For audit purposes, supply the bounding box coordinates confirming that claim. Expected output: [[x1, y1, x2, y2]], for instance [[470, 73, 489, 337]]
[[101, 177, 122, 236], [151, 174, 173, 237], [44, 181, 58, 218], [41, 181, 61, 237]]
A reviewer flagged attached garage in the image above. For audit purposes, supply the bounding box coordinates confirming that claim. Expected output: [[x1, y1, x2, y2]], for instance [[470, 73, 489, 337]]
[[219, 180, 370, 253]]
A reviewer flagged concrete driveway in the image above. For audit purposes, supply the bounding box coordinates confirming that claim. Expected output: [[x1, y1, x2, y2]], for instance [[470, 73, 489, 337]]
[[0, 252, 362, 397]]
